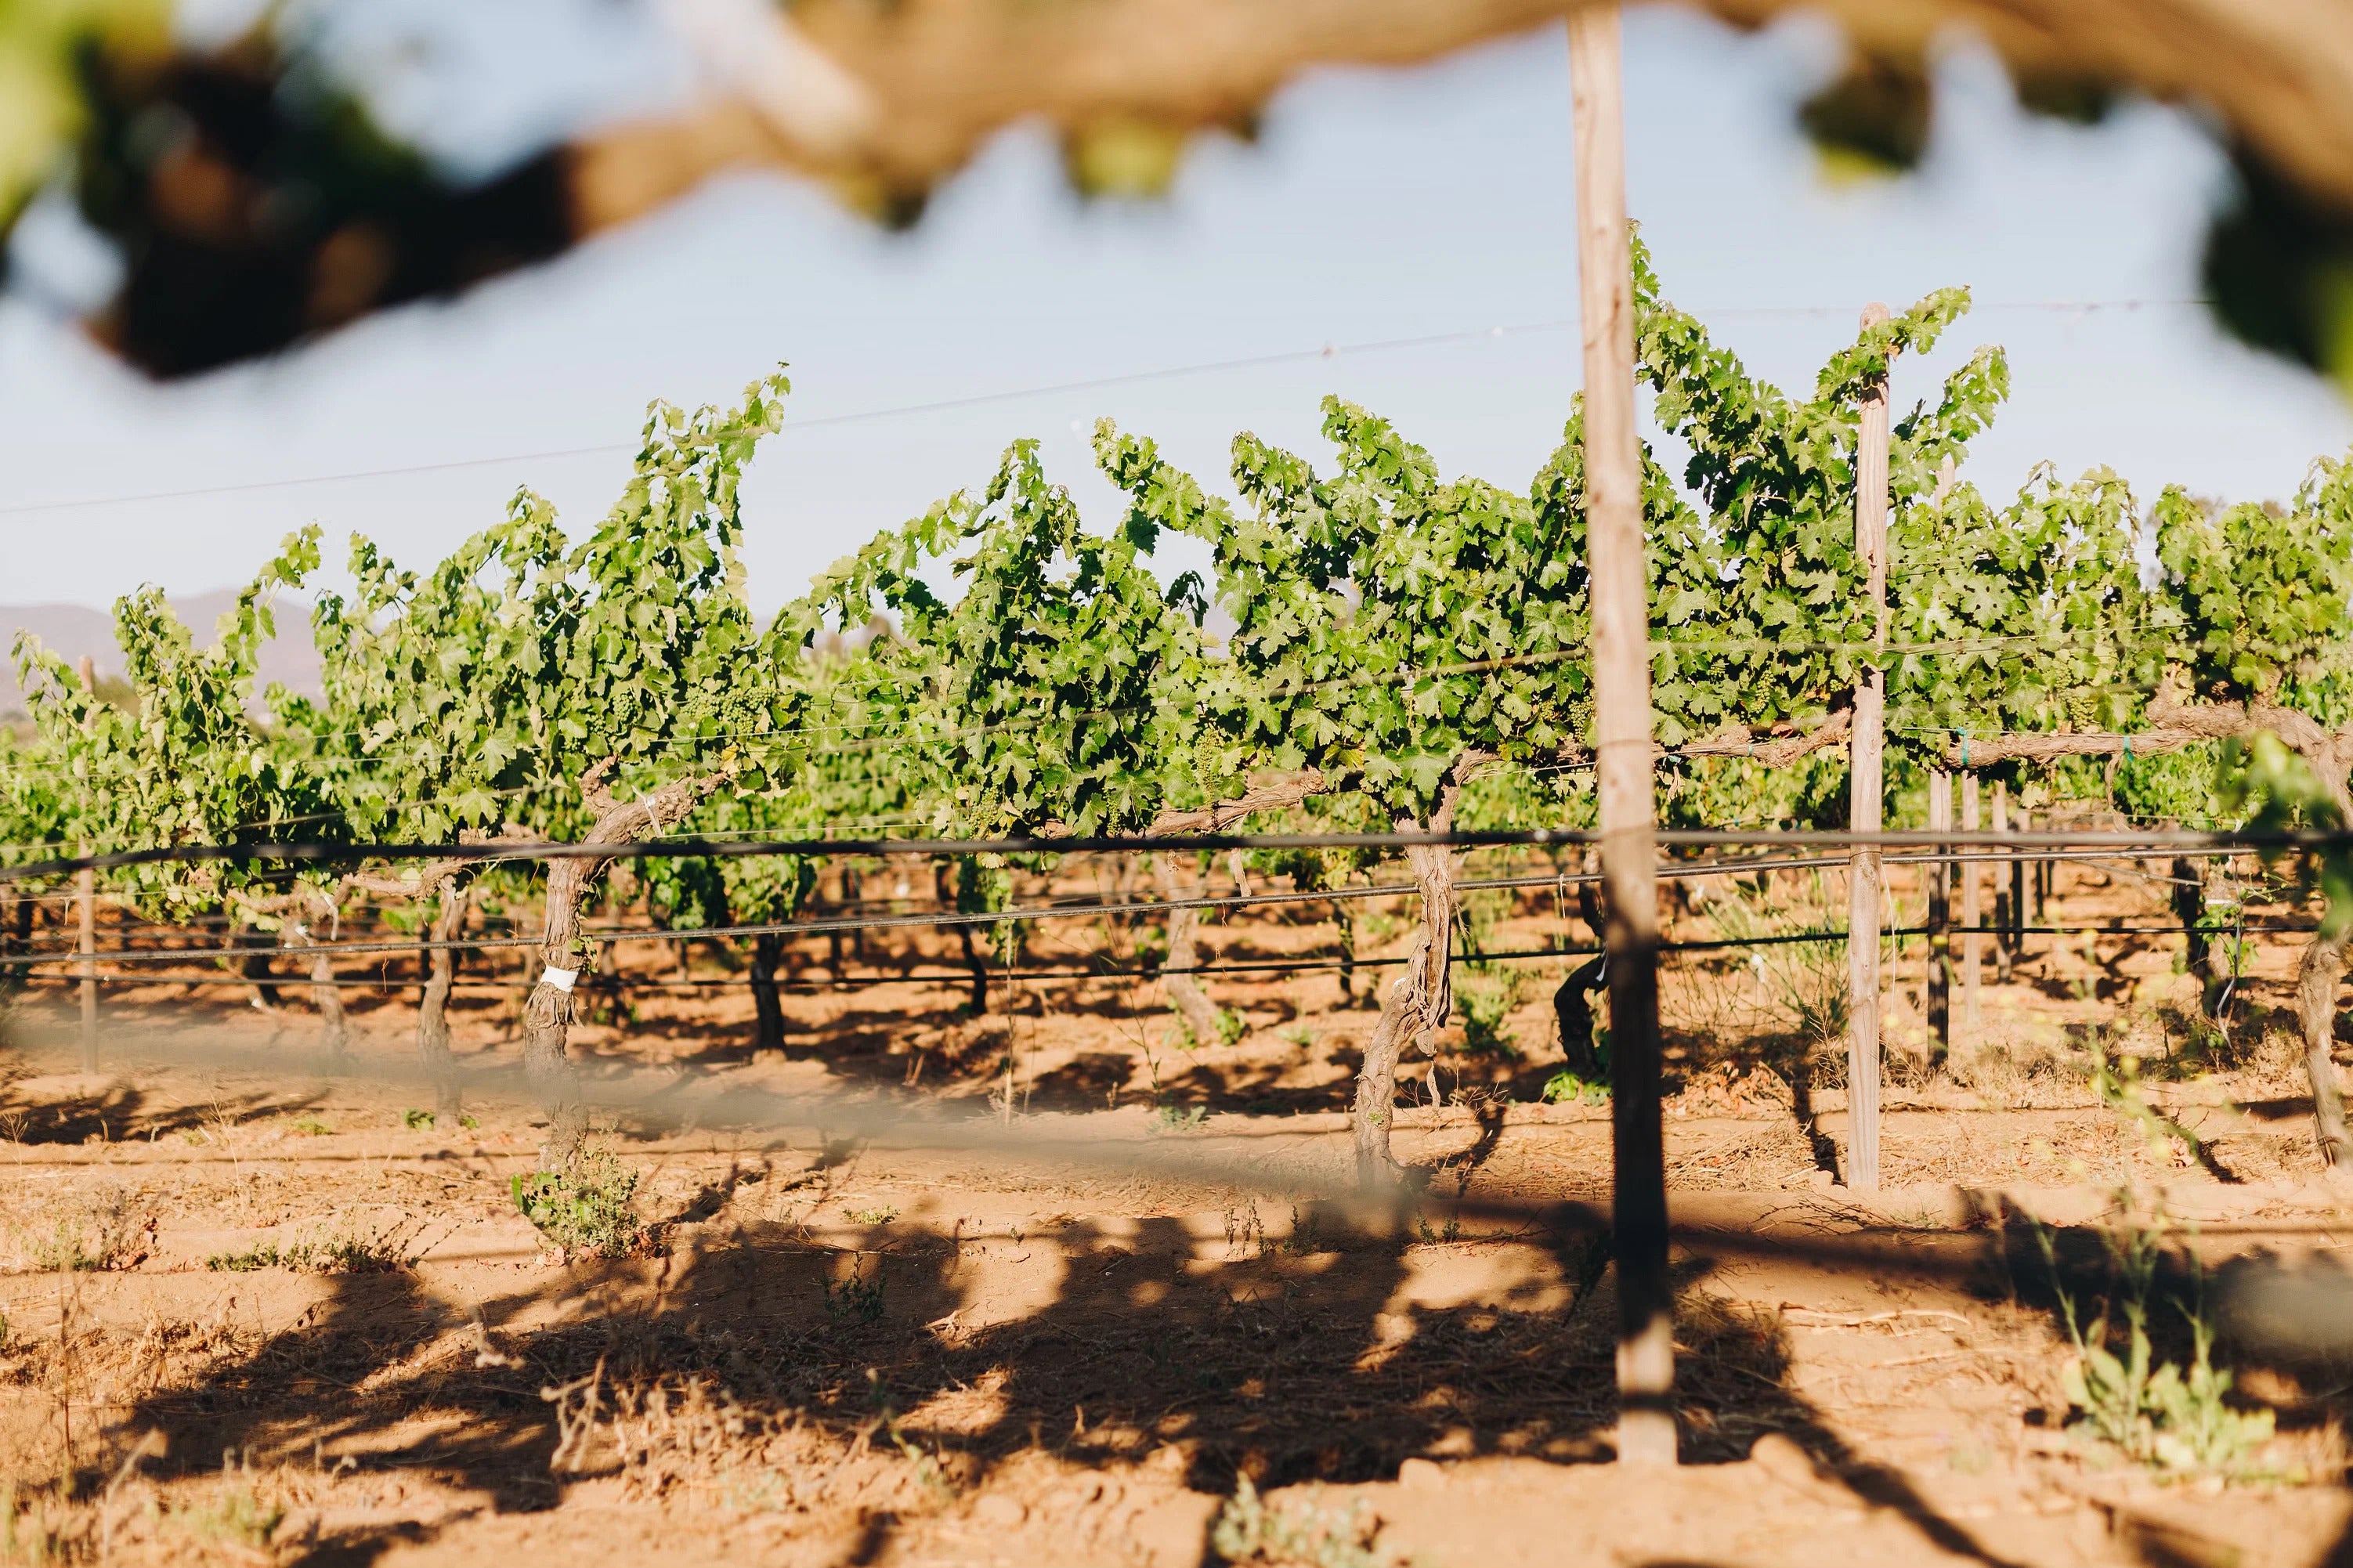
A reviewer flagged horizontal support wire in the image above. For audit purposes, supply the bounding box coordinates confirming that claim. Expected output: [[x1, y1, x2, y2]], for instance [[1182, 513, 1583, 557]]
[[0, 843, 2285, 970], [0, 826, 2336, 886], [0, 840, 2257, 948], [0, 917, 2305, 994], [3, 925, 1949, 993]]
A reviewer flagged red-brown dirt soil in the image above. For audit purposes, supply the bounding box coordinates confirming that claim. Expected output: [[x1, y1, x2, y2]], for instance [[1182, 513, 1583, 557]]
[[3, 851, 2351, 1566]]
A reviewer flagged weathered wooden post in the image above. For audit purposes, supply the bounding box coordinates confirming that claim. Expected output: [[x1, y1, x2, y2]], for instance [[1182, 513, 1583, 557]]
[[1846, 303, 1890, 1191], [1568, 2, 1675, 1467], [1923, 458, 1954, 1070], [2012, 799, 2031, 966], [77, 865, 96, 1071], [1927, 769, 1952, 1065], [75, 655, 98, 1072], [1961, 771, 1983, 1041], [1993, 780, 2014, 985]]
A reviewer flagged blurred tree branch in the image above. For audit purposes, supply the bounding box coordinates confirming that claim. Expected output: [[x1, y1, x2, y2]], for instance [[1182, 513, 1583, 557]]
[[12, 0, 2353, 378]]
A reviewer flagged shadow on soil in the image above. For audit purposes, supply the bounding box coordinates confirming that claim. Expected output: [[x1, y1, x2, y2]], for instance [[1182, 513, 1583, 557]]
[[0, 1070, 317, 1147], [45, 1176, 2273, 1568]]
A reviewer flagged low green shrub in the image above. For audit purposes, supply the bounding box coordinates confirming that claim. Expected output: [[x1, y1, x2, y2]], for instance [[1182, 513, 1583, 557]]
[[2035, 1212, 2275, 1474], [205, 1219, 425, 1274], [511, 1147, 645, 1259]]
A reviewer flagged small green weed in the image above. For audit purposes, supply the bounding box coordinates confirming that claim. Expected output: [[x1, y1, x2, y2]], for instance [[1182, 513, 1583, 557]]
[[2033, 1209, 2275, 1474], [402, 1108, 436, 1131], [23, 1190, 151, 1272], [867, 1370, 954, 1501], [1277, 1205, 1328, 1256], [1456, 969, 1524, 1058], [1216, 1008, 1249, 1048], [1212, 1476, 1391, 1568], [1223, 1201, 1268, 1259], [1281, 1023, 1317, 1050], [1415, 1212, 1463, 1245], [2090, 1045, 2205, 1163], [289, 1118, 332, 1136], [511, 1147, 645, 1259], [1542, 1068, 1610, 1105], [206, 1241, 289, 1274], [824, 1270, 886, 1324], [313, 1234, 392, 1272], [30, 1217, 100, 1273], [459, 1113, 480, 1129], [844, 1205, 899, 1226], [204, 1219, 426, 1274], [1151, 1102, 1208, 1135], [175, 1483, 284, 1549], [1708, 876, 1850, 1050]]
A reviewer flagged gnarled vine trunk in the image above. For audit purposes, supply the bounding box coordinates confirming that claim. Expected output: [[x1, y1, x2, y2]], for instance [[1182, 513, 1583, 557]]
[[953, 923, 990, 1014], [1156, 856, 1223, 1046], [419, 878, 471, 1114], [1351, 783, 1464, 1187], [0, 895, 31, 1003], [932, 862, 989, 1014], [306, 942, 349, 1067], [1332, 894, 1358, 1006], [345, 829, 529, 1116], [2297, 925, 2353, 1169], [265, 896, 347, 1066], [750, 931, 787, 1053], [526, 765, 730, 1172], [237, 924, 282, 1010], [2169, 855, 2221, 1017], [1554, 953, 1609, 1081], [1142, 769, 1332, 1042], [2296, 753, 2353, 1173]]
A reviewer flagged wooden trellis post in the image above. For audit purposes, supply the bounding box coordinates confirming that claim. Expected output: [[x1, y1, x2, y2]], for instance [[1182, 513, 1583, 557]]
[[1961, 771, 1983, 1040], [77, 863, 96, 1071], [1846, 303, 1891, 1191], [1927, 768, 1952, 1064], [75, 654, 98, 1073], [2012, 800, 2031, 965], [1993, 780, 2014, 985], [1568, 3, 1675, 1468], [1924, 458, 1955, 1068]]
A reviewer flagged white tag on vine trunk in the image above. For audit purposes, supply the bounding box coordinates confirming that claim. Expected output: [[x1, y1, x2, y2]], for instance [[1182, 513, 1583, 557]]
[[541, 966, 578, 992]]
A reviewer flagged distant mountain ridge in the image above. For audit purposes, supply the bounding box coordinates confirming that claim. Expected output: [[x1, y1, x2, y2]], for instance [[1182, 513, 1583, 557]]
[[0, 593, 323, 717]]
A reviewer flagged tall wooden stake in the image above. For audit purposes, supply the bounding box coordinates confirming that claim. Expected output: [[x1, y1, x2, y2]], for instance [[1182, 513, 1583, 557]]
[[2012, 800, 2031, 968], [1961, 772, 1983, 1041], [75, 655, 98, 1072], [1924, 458, 1955, 1071], [1927, 768, 1951, 1065], [1569, 4, 1675, 1468], [77, 864, 96, 1071], [1845, 303, 1890, 1191], [1993, 781, 2014, 985]]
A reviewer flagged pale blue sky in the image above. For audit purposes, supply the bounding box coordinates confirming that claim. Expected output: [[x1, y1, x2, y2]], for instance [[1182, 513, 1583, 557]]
[[2, 5, 2348, 614]]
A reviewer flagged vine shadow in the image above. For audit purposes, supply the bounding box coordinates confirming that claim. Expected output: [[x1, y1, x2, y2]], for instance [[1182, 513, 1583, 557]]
[[61, 1168, 2073, 1568]]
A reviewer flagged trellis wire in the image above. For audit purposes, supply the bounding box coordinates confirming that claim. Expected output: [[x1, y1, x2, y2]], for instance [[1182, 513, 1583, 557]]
[[5, 926, 1943, 996], [0, 843, 2281, 969], [0, 825, 2340, 887]]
